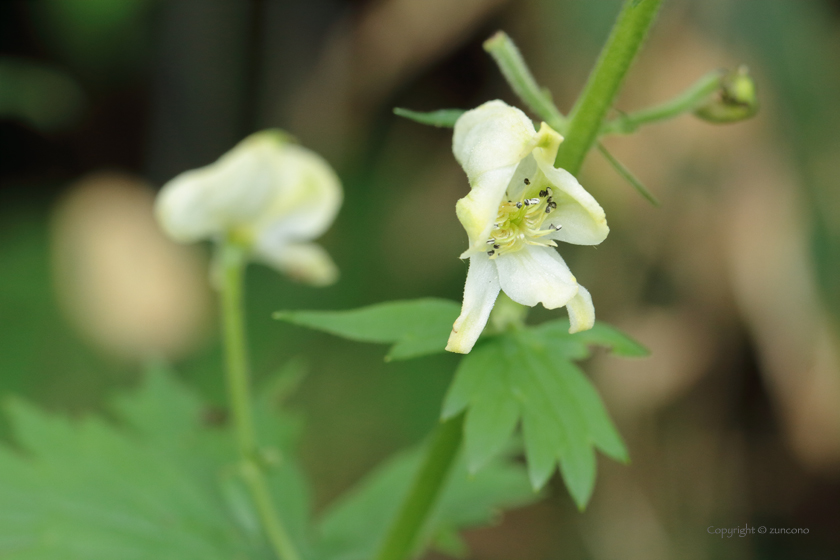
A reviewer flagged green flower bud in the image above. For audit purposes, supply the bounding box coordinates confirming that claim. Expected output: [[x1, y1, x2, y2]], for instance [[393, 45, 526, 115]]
[[694, 66, 758, 123]]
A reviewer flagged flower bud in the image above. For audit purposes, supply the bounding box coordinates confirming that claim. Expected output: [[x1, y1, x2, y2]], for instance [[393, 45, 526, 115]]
[[694, 66, 758, 124]]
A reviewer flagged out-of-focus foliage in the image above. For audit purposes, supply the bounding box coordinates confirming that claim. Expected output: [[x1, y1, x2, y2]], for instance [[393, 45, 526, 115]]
[[0, 58, 85, 132], [0, 363, 537, 559]]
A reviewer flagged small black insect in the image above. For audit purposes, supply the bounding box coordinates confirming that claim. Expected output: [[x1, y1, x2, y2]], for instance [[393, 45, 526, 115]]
[[524, 178, 530, 185]]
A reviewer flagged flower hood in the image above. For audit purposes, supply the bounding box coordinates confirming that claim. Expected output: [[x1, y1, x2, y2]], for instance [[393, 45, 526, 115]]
[[155, 130, 342, 285], [446, 100, 609, 353]]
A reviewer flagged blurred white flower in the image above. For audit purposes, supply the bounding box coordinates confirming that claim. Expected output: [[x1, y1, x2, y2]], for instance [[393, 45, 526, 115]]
[[446, 101, 609, 354], [155, 130, 342, 285]]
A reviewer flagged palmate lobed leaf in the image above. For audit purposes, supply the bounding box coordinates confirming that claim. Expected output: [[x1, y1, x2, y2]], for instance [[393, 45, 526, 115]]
[[274, 299, 460, 361], [0, 357, 541, 560], [443, 319, 646, 510], [0, 364, 308, 560]]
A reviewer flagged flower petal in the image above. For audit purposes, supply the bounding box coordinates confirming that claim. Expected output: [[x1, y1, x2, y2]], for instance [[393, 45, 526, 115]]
[[253, 143, 343, 247], [535, 161, 609, 246], [567, 284, 595, 333], [495, 245, 578, 309], [455, 165, 518, 257], [446, 254, 501, 354], [253, 241, 338, 286], [452, 101, 563, 254]]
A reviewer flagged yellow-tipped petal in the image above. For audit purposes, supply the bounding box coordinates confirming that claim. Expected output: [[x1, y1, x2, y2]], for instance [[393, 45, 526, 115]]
[[567, 284, 595, 333]]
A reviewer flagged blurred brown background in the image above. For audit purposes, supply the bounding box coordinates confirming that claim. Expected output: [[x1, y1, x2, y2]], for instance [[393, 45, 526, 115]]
[[1, 0, 839, 558]]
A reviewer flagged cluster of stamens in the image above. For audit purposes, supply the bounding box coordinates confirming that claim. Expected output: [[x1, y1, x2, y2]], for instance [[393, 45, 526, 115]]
[[486, 178, 560, 259]]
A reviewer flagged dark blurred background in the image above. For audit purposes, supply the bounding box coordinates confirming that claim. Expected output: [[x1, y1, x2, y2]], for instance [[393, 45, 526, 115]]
[[2, 0, 839, 558]]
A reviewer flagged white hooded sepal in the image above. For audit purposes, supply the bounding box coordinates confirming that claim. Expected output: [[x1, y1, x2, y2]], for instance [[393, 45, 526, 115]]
[[452, 101, 563, 255], [155, 130, 295, 243]]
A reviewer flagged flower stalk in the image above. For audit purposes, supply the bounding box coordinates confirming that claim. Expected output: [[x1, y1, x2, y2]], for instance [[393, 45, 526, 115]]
[[599, 69, 724, 135], [217, 239, 301, 560], [374, 413, 465, 560], [555, 0, 664, 175], [483, 31, 566, 132]]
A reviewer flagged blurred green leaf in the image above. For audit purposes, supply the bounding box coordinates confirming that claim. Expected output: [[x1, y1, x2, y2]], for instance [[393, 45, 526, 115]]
[[393, 108, 465, 128], [442, 321, 643, 509], [0, 58, 86, 132], [274, 299, 460, 361], [313, 443, 536, 560], [0, 364, 309, 559]]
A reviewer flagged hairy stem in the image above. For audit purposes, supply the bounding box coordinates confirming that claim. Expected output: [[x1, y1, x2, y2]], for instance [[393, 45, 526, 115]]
[[555, 0, 664, 174], [218, 241, 301, 560], [374, 413, 465, 560]]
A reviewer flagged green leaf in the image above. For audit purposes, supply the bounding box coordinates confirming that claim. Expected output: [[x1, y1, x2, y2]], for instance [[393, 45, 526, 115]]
[[533, 319, 650, 358], [442, 321, 643, 510], [0, 365, 310, 560], [393, 108, 465, 128], [274, 299, 461, 361], [313, 443, 536, 560]]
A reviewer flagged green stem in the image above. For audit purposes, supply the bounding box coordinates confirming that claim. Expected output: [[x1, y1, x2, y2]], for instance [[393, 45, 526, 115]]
[[374, 413, 465, 560], [600, 69, 724, 135], [218, 241, 301, 560], [555, 0, 664, 174]]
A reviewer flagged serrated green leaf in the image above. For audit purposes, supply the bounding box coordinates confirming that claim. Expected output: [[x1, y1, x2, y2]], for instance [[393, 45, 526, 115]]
[[443, 321, 640, 509], [393, 108, 465, 128], [455, 344, 519, 474], [314, 443, 536, 560], [0, 366, 311, 560], [274, 299, 460, 361], [0, 399, 259, 560]]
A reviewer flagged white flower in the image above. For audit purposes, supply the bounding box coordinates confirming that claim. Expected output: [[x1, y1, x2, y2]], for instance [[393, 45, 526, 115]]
[[155, 130, 342, 285], [446, 101, 609, 354]]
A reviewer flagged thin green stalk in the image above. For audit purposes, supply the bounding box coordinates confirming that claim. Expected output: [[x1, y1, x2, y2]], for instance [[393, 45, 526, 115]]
[[484, 31, 566, 132], [374, 413, 465, 560], [555, 0, 664, 174], [218, 241, 301, 560], [600, 69, 724, 135], [596, 143, 660, 206]]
